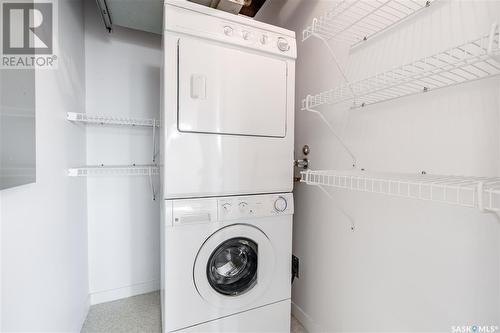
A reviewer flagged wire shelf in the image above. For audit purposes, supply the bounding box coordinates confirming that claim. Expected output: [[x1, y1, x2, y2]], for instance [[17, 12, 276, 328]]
[[68, 165, 159, 177], [302, 29, 500, 110], [300, 169, 500, 214], [67, 112, 158, 127], [302, 0, 433, 47]]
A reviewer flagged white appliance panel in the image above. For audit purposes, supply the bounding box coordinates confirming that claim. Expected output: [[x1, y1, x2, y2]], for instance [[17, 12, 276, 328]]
[[181, 300, 291, 333], [162, 3, 296, 198], [178, 38, 288, 137], [161, 193, 293, 333], [162, 127, 294, 198]]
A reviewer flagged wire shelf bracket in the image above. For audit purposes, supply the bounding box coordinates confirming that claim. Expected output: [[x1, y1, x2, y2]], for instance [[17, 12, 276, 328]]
[[304, 95, 358, 168], [301, 169, 500, 217], [302, 24, 500, 110], [310, 32, 354, 97], [302, 0, 434, 49], [67, 112, 159, 127], [316, 184, 357, 231]]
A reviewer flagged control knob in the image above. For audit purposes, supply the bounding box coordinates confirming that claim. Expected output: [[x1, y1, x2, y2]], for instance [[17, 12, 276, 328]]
[[223, 26, 234, 36], [222, 203, 232, 213], [274, 197, 287, 212], [260, 34, 268, 45], [277, 37, 290, 52], [239, 201, 248, 212]]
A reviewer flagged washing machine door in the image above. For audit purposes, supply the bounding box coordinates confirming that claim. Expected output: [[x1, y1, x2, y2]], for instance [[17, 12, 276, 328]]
[[207, 237, 258, 296], [194, 224, 275, 309]]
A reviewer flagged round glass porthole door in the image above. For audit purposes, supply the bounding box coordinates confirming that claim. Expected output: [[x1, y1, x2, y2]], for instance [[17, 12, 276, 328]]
[[207, 238, 258, 296]]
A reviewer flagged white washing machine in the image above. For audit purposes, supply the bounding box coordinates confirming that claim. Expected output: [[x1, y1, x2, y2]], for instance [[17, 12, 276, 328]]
[[161, 0, 296, 199], [161, 193, 293, 332]]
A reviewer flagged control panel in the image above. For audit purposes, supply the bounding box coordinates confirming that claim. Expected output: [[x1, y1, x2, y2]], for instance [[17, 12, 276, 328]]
[[218, 193, 294, 221], [167, 193, 294, 227], [219, 22, 293, 56], [164, 2, 297, 59]]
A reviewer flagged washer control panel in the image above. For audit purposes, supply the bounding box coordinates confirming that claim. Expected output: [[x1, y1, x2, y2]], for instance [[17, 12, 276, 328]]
[[218, 193, 294, 221], [167, 193, 293, 226]]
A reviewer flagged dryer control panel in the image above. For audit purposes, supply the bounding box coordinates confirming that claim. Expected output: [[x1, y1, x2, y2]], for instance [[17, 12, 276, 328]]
[[166, 193, 294, 226], [164, 1, 297, 59]]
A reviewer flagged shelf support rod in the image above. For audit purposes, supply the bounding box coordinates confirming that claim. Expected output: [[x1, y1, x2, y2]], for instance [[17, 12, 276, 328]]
[[305, 95, 358, 168], [311, 31, 356, 100], [301, 170, 356, 231], [317, 185, 356, 231], [149, 167, 157, 201], [152, 119, 157, 163], [487, 22, 500, 62]]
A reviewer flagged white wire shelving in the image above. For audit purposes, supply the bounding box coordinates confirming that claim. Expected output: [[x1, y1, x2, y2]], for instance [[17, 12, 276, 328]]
[[67, 112, 159, 127], [302, 27, 500, 110], [300, 169, 500, 215], [67, 165, 159, 177], [302, 0, 433, 47], [67, 111, 160, 166], [68, 165, 160, 200]]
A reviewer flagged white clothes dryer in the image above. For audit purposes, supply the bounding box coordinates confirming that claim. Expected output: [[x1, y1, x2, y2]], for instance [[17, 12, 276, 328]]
[[161, 0, 296, 199], [161, 193, 293, 332]]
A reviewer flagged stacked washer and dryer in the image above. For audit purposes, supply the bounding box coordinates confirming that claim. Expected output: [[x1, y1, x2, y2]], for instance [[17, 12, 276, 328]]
[[160, 1, 297, 332]]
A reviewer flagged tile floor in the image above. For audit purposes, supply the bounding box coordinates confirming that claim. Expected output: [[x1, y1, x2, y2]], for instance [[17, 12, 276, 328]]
[[81, 292, 307, 333]]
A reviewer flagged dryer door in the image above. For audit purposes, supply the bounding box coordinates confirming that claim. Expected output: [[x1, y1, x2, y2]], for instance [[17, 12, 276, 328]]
[[177, 38, 288, 137], [194, 224, 275, 309]]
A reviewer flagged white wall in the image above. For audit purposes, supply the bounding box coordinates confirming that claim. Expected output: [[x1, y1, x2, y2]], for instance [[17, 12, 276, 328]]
[[258, 0, 500, 331], [0, 0, 89, 331], [84, 1, 162, 305], [0, 69, 36, 190]]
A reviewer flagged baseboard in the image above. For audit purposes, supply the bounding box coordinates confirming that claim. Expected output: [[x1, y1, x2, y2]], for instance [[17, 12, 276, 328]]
[[78, 294, 90, 331], [90, 280, 160, 305], [291, 301, 321, 333]]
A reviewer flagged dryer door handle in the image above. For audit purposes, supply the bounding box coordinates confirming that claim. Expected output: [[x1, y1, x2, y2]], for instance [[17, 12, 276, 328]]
[[190, 74, 207, 100]]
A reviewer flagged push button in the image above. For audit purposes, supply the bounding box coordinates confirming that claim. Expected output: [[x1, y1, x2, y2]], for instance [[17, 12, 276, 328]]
[[223, 26, 234, 36]]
